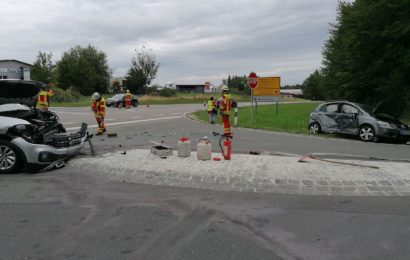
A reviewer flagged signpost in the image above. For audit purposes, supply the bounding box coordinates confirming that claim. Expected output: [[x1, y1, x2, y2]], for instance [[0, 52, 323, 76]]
[[247, 72, 258, 127], [253, 76, 281, 114]]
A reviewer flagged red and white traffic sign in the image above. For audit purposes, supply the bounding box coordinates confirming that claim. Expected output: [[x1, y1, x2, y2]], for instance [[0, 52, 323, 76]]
[[247, 72, 258, 89]]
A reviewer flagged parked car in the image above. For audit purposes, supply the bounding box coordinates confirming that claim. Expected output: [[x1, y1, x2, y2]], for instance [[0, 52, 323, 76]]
[[106, 93, 138, 107], [0, 80, 90, 173], [308, 100, 410, 142]]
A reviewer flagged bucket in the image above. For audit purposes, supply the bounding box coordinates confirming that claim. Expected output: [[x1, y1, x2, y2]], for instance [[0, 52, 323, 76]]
[[197, 136, 212, 160], [177, 137, 191, 157]]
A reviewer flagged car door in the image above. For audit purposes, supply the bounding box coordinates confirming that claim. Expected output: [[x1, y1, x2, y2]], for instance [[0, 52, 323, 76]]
[[336, 103, 359, 134], [317, 103, 340, 133]]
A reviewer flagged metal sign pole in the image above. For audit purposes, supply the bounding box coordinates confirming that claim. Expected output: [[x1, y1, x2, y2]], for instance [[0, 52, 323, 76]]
[[276, 101, 278, 115], [251, 89, 253, 128]]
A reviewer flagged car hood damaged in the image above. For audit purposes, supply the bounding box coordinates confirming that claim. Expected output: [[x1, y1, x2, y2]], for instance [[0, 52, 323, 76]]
[[372, 96, 406, 120], [0, 79, 45, 107]]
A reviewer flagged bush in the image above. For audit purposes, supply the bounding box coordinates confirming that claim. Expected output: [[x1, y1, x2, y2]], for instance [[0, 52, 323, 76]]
[[158, 88, 177, 97], [49, 86, 81, 103]]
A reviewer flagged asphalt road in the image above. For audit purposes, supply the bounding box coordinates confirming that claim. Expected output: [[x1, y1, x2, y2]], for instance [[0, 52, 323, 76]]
[[52, 104, 410, 160], [1, 167, 410, 260]]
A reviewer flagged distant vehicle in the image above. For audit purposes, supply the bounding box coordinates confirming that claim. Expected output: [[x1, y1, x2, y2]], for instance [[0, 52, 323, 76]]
[[0, 80, 89, 173], [308, 100, 410, 142], [106, 94, 138, 108]]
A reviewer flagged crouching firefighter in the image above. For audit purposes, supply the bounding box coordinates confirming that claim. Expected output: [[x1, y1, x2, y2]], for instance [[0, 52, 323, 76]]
[[91, 92, 106, 135]]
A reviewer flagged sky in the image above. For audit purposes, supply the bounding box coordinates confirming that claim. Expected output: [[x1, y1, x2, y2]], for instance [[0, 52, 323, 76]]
[[0, 0, 343, 86]]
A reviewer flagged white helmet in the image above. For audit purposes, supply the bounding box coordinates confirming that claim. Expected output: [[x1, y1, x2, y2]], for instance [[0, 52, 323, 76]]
[[221, 85, 229, 92], [91, 92, 101, 101]]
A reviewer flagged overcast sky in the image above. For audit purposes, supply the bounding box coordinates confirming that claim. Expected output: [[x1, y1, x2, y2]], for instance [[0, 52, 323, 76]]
[[0, 0, 343, 86]]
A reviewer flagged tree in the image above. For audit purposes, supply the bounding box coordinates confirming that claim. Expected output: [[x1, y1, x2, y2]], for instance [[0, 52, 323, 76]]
[[125, 46, 159, 94], [320, 0, 410, 109], [31, 51, 55, 84], [301, 70, 324, 100], [56, 45, 111, 95]]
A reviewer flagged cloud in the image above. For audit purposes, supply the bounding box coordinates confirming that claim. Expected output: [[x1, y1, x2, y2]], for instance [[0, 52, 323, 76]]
[[0, 0, 340, 85]]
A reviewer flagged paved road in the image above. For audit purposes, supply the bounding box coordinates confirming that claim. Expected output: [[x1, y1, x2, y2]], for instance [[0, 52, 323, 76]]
[[51, 104, 410, 160], [1, 168, 410, 260]]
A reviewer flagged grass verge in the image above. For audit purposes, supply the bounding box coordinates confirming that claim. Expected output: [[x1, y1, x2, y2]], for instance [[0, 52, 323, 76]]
[[191, 102, 320, 135], [50, 93, 305, 107]]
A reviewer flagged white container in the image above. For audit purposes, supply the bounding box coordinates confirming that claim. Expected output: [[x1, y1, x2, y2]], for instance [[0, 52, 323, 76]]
[[177, 138, 191, 157], [197, 137, 212, 160]]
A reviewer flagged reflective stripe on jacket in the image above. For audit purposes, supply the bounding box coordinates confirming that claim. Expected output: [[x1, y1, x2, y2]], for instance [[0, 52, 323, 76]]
[[220, 93, 232, 115], [91, 97, 106, 118], [37, 90, 53, 108]]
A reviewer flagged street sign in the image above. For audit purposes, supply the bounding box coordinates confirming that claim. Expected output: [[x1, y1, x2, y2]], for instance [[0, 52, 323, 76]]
[[247, 72, 258, 89], [253, 96, 280, 102], [253, 77, 280, 97]]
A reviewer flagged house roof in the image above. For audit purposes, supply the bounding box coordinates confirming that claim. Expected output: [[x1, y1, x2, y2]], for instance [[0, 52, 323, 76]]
[[0, 59, 33, 67]]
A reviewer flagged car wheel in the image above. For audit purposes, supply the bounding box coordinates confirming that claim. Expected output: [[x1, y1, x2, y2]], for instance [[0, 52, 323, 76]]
[[309, 122, 321, 134], [0, 141, 22, 174], [359, 125, 375, 142], [133, 101, 138, 107]]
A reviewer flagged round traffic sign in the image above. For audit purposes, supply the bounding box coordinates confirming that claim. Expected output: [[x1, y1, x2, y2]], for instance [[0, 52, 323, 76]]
[[247, 72, 258, 89]]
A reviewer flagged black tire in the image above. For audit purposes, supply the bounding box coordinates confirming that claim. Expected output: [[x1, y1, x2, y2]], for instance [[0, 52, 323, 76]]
[[0, 140, 22, 174], [133, 101, 138, 107], [309, 122, 321, 134], [358, 125, 376, 142]]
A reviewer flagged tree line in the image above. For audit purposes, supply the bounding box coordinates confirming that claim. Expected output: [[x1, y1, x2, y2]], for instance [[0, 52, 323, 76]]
[[302, 0, 409, 112], [31, 45, 159, 95]]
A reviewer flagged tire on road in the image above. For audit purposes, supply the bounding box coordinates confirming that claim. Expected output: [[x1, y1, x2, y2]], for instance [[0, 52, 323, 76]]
[[358, 124, 376, 142]]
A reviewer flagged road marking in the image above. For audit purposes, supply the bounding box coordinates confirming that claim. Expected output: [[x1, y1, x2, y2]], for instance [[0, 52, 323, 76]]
[[61, 122, 78, 125], [172, 112, 181, 115], [65, 115, 183, 130], [55, 111, 90, 115], [105, 118, 116, 121]]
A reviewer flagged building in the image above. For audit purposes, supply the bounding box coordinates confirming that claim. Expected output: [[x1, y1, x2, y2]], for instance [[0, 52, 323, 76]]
[[0, 59, 32, 80], [176, 84, 205, 93], [280, 88, 303, 98]]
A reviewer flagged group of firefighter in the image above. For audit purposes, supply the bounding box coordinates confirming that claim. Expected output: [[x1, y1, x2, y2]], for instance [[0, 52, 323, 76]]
[[36, 84, 233, 138]]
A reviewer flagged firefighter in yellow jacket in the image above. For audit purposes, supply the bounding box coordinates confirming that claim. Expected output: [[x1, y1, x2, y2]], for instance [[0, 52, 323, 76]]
[[124, 89, 132, 109], [220, 85, 232, 137], [36, 89, 55, 110], [91, 92, 106, 135]]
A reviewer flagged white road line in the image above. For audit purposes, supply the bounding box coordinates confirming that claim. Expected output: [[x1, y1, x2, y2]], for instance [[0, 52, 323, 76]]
[[54, 111, 89, 115], [172, 112, 181, 115], [61, 122, 78, 125], [65, 115, 183, 130], [105, 118, 116, 121]]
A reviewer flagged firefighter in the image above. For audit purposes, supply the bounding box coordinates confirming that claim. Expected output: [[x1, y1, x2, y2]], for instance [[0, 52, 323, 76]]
[[207, 96, 217, 124], [124, 89, 132, 109], [91, 92, 106, 135], [220, 85, 232, 137], [36, 88, 55, 110]]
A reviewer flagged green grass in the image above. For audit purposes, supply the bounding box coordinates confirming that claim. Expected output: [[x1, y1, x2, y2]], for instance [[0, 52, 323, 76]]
[[50, 93, 305, 107], [191, 102, 321, 134]]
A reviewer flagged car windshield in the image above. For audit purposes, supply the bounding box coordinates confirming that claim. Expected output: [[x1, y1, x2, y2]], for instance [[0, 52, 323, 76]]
[[112, 94, 124, 100], [354, 103, 373, 114]]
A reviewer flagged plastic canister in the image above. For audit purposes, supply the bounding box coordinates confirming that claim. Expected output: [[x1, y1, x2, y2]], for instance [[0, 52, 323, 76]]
[[177, 137, 191, 157], [197, 136, 212, 160]]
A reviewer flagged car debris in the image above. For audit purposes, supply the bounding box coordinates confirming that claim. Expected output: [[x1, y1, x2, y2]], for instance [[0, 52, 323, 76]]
[[298, 154, 379, 169]]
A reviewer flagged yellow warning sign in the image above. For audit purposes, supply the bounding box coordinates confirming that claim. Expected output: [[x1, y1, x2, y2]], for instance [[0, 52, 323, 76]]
[[253, 77, 280, 96]]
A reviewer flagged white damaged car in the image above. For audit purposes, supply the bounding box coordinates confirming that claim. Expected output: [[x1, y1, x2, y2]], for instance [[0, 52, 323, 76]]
[[0, 80, 90, 173]]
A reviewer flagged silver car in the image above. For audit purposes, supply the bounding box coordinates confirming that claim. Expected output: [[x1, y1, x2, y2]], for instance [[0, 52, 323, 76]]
[[0, 80, 90, 173], [308, 101, 410, 142]]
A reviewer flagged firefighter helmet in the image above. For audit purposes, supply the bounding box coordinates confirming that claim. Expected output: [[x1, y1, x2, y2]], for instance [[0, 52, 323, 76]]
[[221, 85, 229, 92], [91, 92, 101, 101], [126, 89, 130, 93]]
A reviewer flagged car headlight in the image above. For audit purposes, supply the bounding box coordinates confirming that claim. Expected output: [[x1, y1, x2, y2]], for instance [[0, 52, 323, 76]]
[[8, 124, 36, 142], [376, 120, 394, 129]]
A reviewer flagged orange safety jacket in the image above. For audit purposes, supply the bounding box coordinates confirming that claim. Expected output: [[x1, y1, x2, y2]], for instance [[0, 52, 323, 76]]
[[124, 93, 132, 101], [220, 93, 232, 115], [91, 97, 106, 118], [36, 90, 54, 109]]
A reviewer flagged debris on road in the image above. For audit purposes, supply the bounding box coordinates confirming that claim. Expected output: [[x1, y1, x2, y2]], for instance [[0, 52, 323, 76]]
[[249, 151, 261, 155], [298, 154, 379, 169], [108, 133, 117, 137], [151, 141, 172, 157]]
